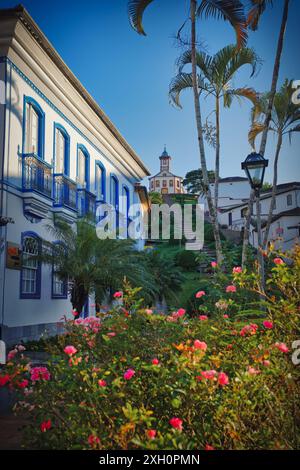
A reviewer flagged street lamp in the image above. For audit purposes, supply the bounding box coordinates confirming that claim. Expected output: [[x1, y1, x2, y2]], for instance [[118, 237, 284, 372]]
[[241, 152, 269, 196], [242, 152, 268, 291]]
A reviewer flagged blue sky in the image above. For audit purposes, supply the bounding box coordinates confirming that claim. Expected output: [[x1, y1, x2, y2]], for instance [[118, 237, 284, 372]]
[[1, 0, 300, 184]]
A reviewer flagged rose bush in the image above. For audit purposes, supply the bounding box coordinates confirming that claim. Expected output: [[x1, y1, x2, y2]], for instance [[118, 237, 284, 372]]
[[1, 247, 299, 450]]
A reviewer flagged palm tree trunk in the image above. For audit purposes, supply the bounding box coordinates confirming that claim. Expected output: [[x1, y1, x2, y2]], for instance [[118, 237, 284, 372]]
[[262, 131, 283, 248], [190, 0, 223, 264], [241, 189, 254, 268], [259, 0, 290, 156], [71, 282, 87, 319], [214, 95, 220, 210], [242, 0, 289, 265]]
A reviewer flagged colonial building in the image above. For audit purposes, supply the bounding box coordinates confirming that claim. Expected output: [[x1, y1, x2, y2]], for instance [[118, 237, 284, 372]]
[[218, 182, 300, 251], [149, 147, 184, 195], [0, 5, 150, 344]]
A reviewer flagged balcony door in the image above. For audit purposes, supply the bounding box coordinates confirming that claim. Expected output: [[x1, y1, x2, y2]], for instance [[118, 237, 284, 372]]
[[55, 128, 66, 175], [25, 104, 39, 155]]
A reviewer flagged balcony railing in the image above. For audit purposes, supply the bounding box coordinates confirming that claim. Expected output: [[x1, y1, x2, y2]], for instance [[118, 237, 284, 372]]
[[77, 188, 96, 218], [54, 174, 77, 211], [22, 153, 52, 198]]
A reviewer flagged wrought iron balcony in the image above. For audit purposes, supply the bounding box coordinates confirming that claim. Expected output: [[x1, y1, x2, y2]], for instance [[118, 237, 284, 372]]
[[77, 188, 96, 218], [22, 153, 52, 198], [54, 174, 77, 211]]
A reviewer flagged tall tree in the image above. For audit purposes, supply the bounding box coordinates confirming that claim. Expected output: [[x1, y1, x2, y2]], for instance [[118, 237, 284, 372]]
[[128, 0, 248, 264], [169, 44, 259, 209], [242, 0, 290, 266], [183, 168, 215, 195], [248, 79, 300, 248]]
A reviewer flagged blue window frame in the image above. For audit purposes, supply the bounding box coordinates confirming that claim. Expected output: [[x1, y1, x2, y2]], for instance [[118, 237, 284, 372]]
[[95, 160, 106, 202], [110, 174, 119, 209], [20, 231, 42, 299], [22, 96, 45, 159], [77, 144, 90, 190], [51, 242, 68, 299], [53, 123, 70, 176]]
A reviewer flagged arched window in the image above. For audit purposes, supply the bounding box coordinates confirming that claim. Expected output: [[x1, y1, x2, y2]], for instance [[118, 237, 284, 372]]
[[95, 161, 106, 201], [52, 242, 67, 299], [77, 145, 90, 190], [54, 124, 70, 176], [110, 175, 119, 209], [20, 232, 41, 299], [24, 97, 45, 158]]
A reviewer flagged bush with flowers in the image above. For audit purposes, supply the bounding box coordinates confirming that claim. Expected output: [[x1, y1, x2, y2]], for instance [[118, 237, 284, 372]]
[[0, 247, 300, 450]]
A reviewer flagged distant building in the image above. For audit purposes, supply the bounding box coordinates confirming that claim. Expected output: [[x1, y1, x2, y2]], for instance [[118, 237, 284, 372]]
[[149, 147, 184, 195], [218, 181, 300, 251]]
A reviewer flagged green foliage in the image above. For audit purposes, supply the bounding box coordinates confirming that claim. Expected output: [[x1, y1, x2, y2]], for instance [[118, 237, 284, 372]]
[[2, 248, 300, 450], [175, 250, 198, 271], [183, 169, 215, 195]]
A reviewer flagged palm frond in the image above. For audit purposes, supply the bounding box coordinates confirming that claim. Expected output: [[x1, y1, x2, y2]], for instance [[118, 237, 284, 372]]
[[177, 49, 213, 77], [197, 0, 247, 48], [223, 87, 259, 108], [248, 122, 266, 149], [128, 0, 154, 35], [247, 0, 273, 31], [169, 73, 196, 108]]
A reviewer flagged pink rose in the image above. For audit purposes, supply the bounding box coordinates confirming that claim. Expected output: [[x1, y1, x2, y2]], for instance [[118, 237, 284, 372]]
[[226, 285, 236, 293], [263, 360, 271, 367], [232, 266, 242, 274], [40, 420, 51, 432], [18, 379, 29, 389], [201, 370, 216, 380], [223, 314, 229, 319], [247, 366, 260, 375], [211, 261, 217, 268], [177, 308, 186, 317], [113, 291, 123, 298], [145, 309, 153, 315], [218, 372, 229, 386], [64, 345, 78, 356], [199, 315, 208, 321], [195, 291, 205, 298], [263, 320, 273, 329], [88, 435, 100, 447], [274, 342, 289, 353], [0, 374, 10, 387], [107, 332, 116, 337], [274, 257, 284, 265], [124, 368, 135, 380], [169, 417, 183, 430], [205, 444, 215, 450], [30, 367, 50, 381], [152, 358, 159, 365], [146, 429, 157, 440], [98, 379, 107, 387], [7, 349, 17, 361], [194, 340, 207, 351]]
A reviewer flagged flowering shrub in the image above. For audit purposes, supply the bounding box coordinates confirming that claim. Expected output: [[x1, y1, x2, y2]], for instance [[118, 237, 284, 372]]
[[1, 247, 300, 450]]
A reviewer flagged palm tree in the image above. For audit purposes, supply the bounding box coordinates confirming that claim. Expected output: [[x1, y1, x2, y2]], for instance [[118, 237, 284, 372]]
[[128, 0, 248, 265], [41, 218, 155, 316], [169, 44, 259, 210], [242, 0, 290, 266], [248, 79, 300, 248]]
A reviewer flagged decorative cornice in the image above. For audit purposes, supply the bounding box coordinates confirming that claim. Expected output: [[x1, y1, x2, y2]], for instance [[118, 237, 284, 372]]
[[0, 4, 150, 177]]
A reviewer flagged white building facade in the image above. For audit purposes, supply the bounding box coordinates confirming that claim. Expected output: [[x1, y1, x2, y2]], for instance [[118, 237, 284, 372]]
[[218, 182, 300, 251], [0, 6, 149, 344]]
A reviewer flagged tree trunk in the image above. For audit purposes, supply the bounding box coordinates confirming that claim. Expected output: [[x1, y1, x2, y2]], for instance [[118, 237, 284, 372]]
[[262, 132, 283, 248], [190, 0, 223, 264], [241, 189, 255, 268], [71, 281, 88, 319], [214, 95, 220, 210], [256, 193, 265, 292], [259, 0, 290, 156], [242, 0, 289, 265]]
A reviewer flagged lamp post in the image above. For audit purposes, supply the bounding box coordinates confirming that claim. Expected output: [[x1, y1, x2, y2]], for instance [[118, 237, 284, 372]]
[[242, 152, 269, 291]]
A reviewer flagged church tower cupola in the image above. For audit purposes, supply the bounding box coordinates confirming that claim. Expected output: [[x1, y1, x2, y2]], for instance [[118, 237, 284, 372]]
[[159, 145, 171, 172]]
